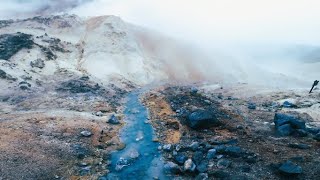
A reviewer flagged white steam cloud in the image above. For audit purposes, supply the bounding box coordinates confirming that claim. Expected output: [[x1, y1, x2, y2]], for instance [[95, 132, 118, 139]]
[[0, 0, 319, 87]]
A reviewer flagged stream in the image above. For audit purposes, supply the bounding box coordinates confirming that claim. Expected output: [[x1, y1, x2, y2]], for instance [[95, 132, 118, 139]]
[[106, 91, 168, 180]]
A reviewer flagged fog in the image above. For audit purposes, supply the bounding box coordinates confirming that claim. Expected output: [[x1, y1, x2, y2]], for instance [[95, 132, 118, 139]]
[[1, 0, 319, 87]]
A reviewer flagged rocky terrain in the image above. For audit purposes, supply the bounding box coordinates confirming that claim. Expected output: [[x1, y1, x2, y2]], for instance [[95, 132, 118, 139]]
[[143, 85, 320, 179], [0, 14, 319, 180]]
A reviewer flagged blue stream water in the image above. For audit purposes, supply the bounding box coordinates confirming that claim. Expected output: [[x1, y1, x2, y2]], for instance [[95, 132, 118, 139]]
[[106, 91, 168, 180]]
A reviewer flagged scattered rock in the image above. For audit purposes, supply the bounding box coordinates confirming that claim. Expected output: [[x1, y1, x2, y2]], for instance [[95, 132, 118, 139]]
[[174, 154, 188, 165], [0, 69, 7, 79], [217, 159, 231, 169], [206, 149, 217, 159], [294, 129, 308, 137], [164, 161, 181, 174], [115, 158, 130, 171], [80, 130, 92, 137], [163, 144, 172, 152], [0, 33, 34, 60], [195, 173, 208, 180], [279, 161, 302, 175], [186, 109, 219, 129], [274, 113, 306, 134], [128, 149, 140, 159], [313, 133, 320, 141], [197, 160, 209, 173], [192, 151, 204, 165], [277, 124, 293, 136], [288, 143, 311, 149], [224, 146, 243, 157], [283, 101, 297, 108], [189, 141, 200, 151], [95, 111, 103, 117], [247, 102, 256, 110], [108, 114, 120, 124], [30, 58, 45, 69], [184, 159, 196, 172], [19, 81, 31, 90], [57, 79, 101, 94]]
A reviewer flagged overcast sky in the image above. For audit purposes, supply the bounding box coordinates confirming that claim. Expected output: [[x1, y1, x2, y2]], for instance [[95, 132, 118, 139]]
[[1, 0, 320, 53]]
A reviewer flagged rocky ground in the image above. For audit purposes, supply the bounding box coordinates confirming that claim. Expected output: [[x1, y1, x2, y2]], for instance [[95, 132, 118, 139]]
[[0, 72, 135, 179], [143, 85, 320, 180]]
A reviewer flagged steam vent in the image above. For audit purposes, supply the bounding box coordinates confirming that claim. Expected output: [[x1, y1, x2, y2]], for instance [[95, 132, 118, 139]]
[[1, 1, 320, 179]]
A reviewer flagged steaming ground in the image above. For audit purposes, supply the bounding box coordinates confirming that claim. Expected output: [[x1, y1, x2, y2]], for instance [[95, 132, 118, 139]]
[[0, 15, 319, 179]]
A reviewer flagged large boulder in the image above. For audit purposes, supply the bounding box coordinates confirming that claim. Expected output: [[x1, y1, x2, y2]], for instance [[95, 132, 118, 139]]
[[279, 161, 302, 175], [274, 113, 306, 130], [274, 113, 306, 136], [186, 109, 219, 129]]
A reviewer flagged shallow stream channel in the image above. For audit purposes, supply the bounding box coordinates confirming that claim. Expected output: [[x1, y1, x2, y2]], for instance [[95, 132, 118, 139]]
[[106, 91, 169, 180]]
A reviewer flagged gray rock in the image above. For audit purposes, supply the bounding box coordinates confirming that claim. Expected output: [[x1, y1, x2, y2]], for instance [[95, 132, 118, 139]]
[[217, 159, 231, 169], [277, 124, 293, 136], [288, 143, 311, 149], [80, 130, 92, 137], [195, 173, 208, 180], [189, 141, 200, 151], [197, 160, 208, 173], [128, 149, 140, 159], [247, 102, 256, 110], [174, 154, 188, 165], [206, 149, 217, 159], [95, 111, 103, 117], [192, 151, 204, 165], [19, 81, 31, 90], [279, 161, 302, 175], [283, 101, 296, 108], [164, 161, 181, 174], [115, 158, 130, 171], [175, 144, 182, 151], [163, 144, 172, 152], [224, 146, 242, 157], [274, 113, 306, 130], [108, 114, 120, 124], [186, 109, 219, 129], [0, 33, 34, 61], [30, 58, 45, 69], [313, 133, 320, 141], [184, 159, 196, 172]]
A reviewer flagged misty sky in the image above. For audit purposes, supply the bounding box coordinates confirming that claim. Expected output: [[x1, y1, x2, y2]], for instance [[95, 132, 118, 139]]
[[1, 0, 320, 56]]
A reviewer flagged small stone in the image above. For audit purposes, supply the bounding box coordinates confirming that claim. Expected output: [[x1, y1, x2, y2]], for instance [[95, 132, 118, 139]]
[[129, 149, 140, 159], [115, 158, 130, 171], [184, 159, 196, 172], [279, 161, 302, 175], [197, 160, 208, 173], [189, 141, 200, 151], [158, 146, 162, 150], [108, 114, 120, 124], [224, 146, 242, 157], [164, 161, 181, 174], [195, 173, 208, 180], [313, 133, 320, 141], [248, 102, 256, 110], [174, 154, 188, 165], [163, 144, 172, 152], [80, 130, 92, 137], [192, 151, 204, 165], [96, 111, 103, 117], [175, 144, 182, 151], [288, 143, 311, 149], [277, 124, 293, 136], [206, 149, 217, 159], [217, 159, 231, 169], [283, 101, 296, 108], [216, 155, 224, 159]]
